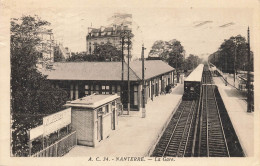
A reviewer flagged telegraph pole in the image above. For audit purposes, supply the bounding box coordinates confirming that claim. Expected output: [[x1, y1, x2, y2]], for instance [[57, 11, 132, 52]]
[[121, 31, 125, 109], [127, 31, 131, 115], [247, 27, 252, 113], [141, 44, 146, 118], [234, 40, 237, 86]]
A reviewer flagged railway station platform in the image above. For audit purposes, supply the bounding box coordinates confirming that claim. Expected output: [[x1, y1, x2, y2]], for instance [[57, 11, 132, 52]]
[[212, 76, 254, 157], [64, 83, 184, 157]]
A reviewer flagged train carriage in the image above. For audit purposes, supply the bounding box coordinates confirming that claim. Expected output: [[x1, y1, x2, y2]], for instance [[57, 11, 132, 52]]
[[183, 64, 204, 100]]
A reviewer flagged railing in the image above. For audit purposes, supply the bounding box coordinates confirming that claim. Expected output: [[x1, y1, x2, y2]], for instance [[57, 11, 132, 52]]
[[32, 131, 76, 157]]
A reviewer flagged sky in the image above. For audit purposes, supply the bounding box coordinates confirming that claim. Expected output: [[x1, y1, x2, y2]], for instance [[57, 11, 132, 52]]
[[7, 0, 260, 60]]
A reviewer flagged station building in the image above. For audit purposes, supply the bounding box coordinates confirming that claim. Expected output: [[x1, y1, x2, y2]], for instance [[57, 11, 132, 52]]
[[42, 60, 175, 111], [64, 94, 120, 147]]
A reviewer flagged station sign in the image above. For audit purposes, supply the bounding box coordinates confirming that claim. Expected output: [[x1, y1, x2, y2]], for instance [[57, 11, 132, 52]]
[[29, 125, 43, 140], [43, 108, 71, 136]]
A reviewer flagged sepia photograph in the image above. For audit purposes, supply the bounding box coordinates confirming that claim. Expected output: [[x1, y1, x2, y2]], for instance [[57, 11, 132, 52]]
[[0, 0, 259, 165]]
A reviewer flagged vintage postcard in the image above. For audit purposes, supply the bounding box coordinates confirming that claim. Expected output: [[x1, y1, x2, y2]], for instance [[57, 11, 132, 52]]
[[0, 0, 259, 165]]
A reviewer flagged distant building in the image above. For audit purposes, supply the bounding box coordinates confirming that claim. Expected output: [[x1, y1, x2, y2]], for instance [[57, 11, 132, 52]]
[[36, 30, 71, 69], [54, 43, 72, 62], [86, 25, 131, 55], [37, 29, 55, 63], [86, 13, 133, 56], [41, 60, 175, 111]]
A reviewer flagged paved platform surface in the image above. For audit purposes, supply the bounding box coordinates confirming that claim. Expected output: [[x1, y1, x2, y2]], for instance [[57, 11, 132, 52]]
[[64, 84, 184, 157], [213, 76, 254, 157]]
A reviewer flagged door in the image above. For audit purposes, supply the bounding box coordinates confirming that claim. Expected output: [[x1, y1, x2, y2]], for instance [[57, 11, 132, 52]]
[[97, 116, 103, 141], [112, 109, 115, 130], [151, 84, 154, 100], [130, 85, 138, 110], [155, 82, 158, 96]]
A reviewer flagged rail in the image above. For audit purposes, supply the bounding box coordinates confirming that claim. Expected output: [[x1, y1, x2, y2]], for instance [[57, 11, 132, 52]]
[[191, 77, 203, 156], [198, 65, 230, 157], [152, 100, 196, 157], [161, 102, 191, 156], [146, 98, 182, 157], [211, 83, 230, 157]]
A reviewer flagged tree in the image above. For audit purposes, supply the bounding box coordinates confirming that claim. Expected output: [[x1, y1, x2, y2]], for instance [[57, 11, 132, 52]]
[[167, 39, 185, 70], [208, 35, 254, 73], [184, 54, 202, 71], [148, 39, 185, 71], [94, 43, 122, 61], [67, 43, 122, 62], [67, 52, 90, 62], [11, 15, 68, 156]]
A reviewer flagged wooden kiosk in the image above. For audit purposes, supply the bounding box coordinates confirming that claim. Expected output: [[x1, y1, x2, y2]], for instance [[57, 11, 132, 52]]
[[64, 94, 120, 147]]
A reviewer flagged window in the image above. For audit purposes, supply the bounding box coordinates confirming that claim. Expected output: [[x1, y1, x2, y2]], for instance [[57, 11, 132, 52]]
[[90, 85, 94, 94], [95, 85, 99, 94], [70, 84, 74, 100], [105, 105, 109, 113], [97, 108, 102, 118], [101, 85, 110, 94], [102, 86, 105, 94], [85, 85, 89, 95], [117, 85, 121, 96], [111, 85, 115, 94], [134, 85, 138, 106], [112, 101, 115, 106]]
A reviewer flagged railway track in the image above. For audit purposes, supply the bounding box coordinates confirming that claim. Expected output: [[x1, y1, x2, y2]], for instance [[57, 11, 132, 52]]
[[197, 84, 230, 157], [197, 65, 230, 157], [152, 64, 239, 157], [152, 100, 198, 157]]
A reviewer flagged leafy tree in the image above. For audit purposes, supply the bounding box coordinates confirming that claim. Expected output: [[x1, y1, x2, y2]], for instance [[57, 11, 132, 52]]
[[183, 54, 202, 71], [68, 43, 122, 62], [94, 43, 122, 61], [67, 52, 95, 62], [148, 40, 165, 57], [148, 39, 185, 71], [11, 15, 68, 156], [208, 35, 253, 73]]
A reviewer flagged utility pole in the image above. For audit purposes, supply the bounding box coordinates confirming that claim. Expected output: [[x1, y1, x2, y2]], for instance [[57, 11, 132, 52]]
[[127, 31, 131, 115], [141, 44, 146, 118], [234, 39, 237, 86], [121, 31, 126, 110], [247, 27, 252, 113]]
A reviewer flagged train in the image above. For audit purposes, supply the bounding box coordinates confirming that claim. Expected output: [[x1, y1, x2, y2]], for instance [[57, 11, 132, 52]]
[[183, 64, 204, 100]]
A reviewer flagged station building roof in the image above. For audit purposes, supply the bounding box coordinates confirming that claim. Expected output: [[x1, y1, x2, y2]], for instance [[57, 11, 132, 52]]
[[185, 64, 204, 82], [41, 60, 174, 82]]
